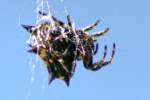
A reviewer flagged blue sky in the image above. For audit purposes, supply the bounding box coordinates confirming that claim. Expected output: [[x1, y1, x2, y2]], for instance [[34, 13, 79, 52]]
[[0, 0, 150, 100]]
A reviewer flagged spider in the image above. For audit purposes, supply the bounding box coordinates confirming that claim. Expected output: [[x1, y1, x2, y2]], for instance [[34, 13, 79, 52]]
[[22, 21, 77, 86], [22, 11, 116, 86], [45, 13, 116, 71]]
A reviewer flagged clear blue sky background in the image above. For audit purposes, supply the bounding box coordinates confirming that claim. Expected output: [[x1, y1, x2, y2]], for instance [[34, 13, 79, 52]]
[[0, 0, 150, 100]]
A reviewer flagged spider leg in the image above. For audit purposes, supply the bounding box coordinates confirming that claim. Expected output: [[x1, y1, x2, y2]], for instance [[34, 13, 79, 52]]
[[103, 45, 107, 60], [83, 44, 115, 71], [93, 43, 99, 55], [91, 28, 109, 40], [91, 44, 116, 71], [82, 20, 100, 32], [110, 43, 116, 63], [67, 15, 73, 29], [66, 15, 80, 42]]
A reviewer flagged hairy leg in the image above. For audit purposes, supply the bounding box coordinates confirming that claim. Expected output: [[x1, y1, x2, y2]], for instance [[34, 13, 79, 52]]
[[91, 28, 109, 40], [83, 44, 116, 71], [91, 43, 116, 71], [82, 20, 100, 32]]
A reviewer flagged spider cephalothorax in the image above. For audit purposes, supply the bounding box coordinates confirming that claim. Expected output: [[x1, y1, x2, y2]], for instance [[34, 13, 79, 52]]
[[22, 11, 116, 86]]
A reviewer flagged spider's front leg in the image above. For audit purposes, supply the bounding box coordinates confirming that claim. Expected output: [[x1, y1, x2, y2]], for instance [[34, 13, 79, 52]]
[[91, 28, 109, 41], [82, 20, 100, 32], [92, 43, 99, 55], [67, 15, 73, 28], [83, 43, 116, 71]]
